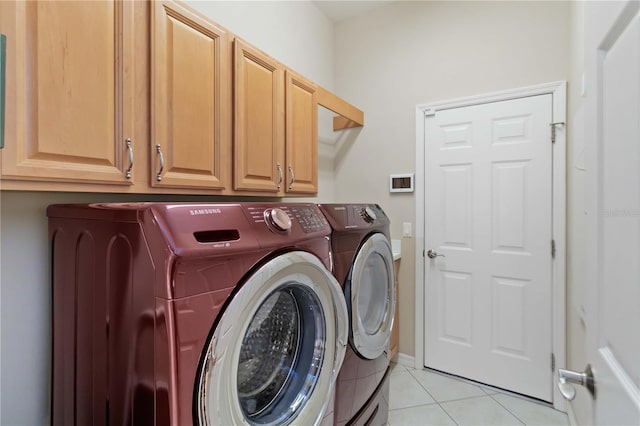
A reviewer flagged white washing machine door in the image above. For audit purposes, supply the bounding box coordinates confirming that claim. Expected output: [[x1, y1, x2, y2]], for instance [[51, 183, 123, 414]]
[[347, 233, 396, 360], [195, 251, 348, 426]]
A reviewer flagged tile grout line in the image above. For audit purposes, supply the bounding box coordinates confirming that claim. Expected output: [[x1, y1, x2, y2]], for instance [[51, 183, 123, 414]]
[[406, 368, 438, 401], [393, 365, 567, 426], [488, 393, 527, 426], [406, 368, 503, 404], [404, 367, 547, 426], [388, 370, 439, 412], [405, 368, 460, 425], [436, 401, 460, 426]]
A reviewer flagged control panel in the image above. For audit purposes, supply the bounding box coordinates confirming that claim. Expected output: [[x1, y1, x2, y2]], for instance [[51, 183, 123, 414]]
[[289, 206, 329, 233], [318, 203, 390, 230], [244, 204, 329, 234]]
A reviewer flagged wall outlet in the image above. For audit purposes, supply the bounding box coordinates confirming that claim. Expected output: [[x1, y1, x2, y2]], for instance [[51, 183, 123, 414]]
[[402, 222, 412, 237]]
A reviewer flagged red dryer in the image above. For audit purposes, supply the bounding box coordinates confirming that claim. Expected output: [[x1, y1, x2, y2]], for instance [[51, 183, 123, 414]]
[[318, 204, 396, 426], [48, 202, 349, 426]]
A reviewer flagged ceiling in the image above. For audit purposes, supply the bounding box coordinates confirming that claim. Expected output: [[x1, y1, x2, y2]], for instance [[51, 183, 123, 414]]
[[312, 1, 396, 23]]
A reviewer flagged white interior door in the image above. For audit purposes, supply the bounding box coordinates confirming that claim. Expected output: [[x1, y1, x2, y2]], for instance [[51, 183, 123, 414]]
[[581, 1, 640, 424], [423, 95, 554, 401]]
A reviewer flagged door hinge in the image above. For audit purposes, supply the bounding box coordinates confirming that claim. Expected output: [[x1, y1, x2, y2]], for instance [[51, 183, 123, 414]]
[[550, 122, 565, 144], [551, 353, 556, 372], [424, 109, 436, 117], [551, 239, 556, 258]]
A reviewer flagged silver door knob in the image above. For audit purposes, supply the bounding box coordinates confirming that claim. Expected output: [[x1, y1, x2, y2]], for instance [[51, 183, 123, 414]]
[[558, 364, 596, 400], [427, 250, 445, 259]]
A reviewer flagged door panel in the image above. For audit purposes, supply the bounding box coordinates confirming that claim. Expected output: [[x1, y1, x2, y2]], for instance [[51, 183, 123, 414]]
[[233, 39, 284, 193], [492, 277, 528, 357], [1, 1, 134, 183], [584, 1, 640, 424], [492, 161, 528, 251], [441, 165, 472, 248], [424, 94, 553, 401], [152, 0, 231, 189], [440, 270, 472, 345], [600, 8, 640, 390], [285, 70, 318, 194]]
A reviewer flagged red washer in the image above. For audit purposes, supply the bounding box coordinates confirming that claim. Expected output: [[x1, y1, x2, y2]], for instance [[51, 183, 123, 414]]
[[318, 204, 396, 426], [48, 202, 348, 426]]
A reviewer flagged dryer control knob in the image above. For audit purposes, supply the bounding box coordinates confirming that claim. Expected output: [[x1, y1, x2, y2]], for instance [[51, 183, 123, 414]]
[[362, 206, 377, 223], [266, 208, 292, 231]]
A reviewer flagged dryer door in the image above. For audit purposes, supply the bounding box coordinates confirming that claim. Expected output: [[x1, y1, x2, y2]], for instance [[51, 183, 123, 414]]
[[195, 251, 348, 426], [347, 233, 396, 360]]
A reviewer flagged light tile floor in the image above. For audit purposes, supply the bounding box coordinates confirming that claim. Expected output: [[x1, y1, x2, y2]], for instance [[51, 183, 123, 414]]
[[388, 362, 570, 426]]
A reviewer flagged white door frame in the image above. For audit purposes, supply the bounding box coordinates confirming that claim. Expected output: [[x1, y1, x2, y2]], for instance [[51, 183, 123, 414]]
[[414, 81, 567, 410]]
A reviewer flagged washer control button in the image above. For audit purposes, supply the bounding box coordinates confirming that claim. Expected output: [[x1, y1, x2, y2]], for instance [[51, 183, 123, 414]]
[[266, 208, 292, 231], [362, 206, 377, 222]]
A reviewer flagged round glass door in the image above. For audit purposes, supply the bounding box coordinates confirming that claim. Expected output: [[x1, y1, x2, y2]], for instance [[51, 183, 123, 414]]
[[347, 233, 395, 359], [236, 284, 324, 423], [195, 251, 348, 426]]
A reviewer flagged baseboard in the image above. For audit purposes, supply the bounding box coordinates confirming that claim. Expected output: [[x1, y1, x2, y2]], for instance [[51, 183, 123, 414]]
[[393, 352, 415, 369]]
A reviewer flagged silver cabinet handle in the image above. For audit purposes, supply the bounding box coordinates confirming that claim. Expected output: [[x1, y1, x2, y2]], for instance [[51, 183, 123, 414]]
[[125, 138, 134, 179], [558, 364, 596, 401], [427, 249, 445, 259], [156, 144, 164, 182], [276, 163, 283, 189], [288, 165, 295, 190]]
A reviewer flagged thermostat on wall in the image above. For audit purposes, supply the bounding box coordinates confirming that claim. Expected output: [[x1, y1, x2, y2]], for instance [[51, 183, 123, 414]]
[[389, 173, 414, 193]]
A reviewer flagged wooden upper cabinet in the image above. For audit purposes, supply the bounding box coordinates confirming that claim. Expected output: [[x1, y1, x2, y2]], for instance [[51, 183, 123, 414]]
[[0, 0, 359, 195], [233, 39, 285, 193], [285, 70, 318, 194], [151, 0, 231, 189], [0, 0, 135, 184]]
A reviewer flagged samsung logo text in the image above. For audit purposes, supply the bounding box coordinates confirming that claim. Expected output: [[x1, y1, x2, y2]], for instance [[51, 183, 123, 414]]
[[189, 208, 222, 216]]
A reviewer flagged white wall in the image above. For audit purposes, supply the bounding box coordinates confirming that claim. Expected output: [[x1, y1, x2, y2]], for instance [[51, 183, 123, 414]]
[[332, 0, 572, 357], [186, 1, 334, 88], [0, 2, 335, 424]]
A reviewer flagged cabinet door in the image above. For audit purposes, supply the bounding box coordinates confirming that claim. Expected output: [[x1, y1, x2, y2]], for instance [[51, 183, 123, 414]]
[[151, 0, 231, 189], [0, 1, 135, 184], [285, 70, 318, 194], [233, 39, 284, 193]]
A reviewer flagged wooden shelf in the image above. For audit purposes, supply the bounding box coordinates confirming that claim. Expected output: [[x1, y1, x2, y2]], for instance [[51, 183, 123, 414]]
[[317, 86, 364, 131]]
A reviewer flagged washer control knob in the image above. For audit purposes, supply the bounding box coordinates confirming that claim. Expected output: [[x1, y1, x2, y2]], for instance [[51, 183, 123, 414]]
[[266, 208, 292, 231], [362, 206, 377, 223]]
